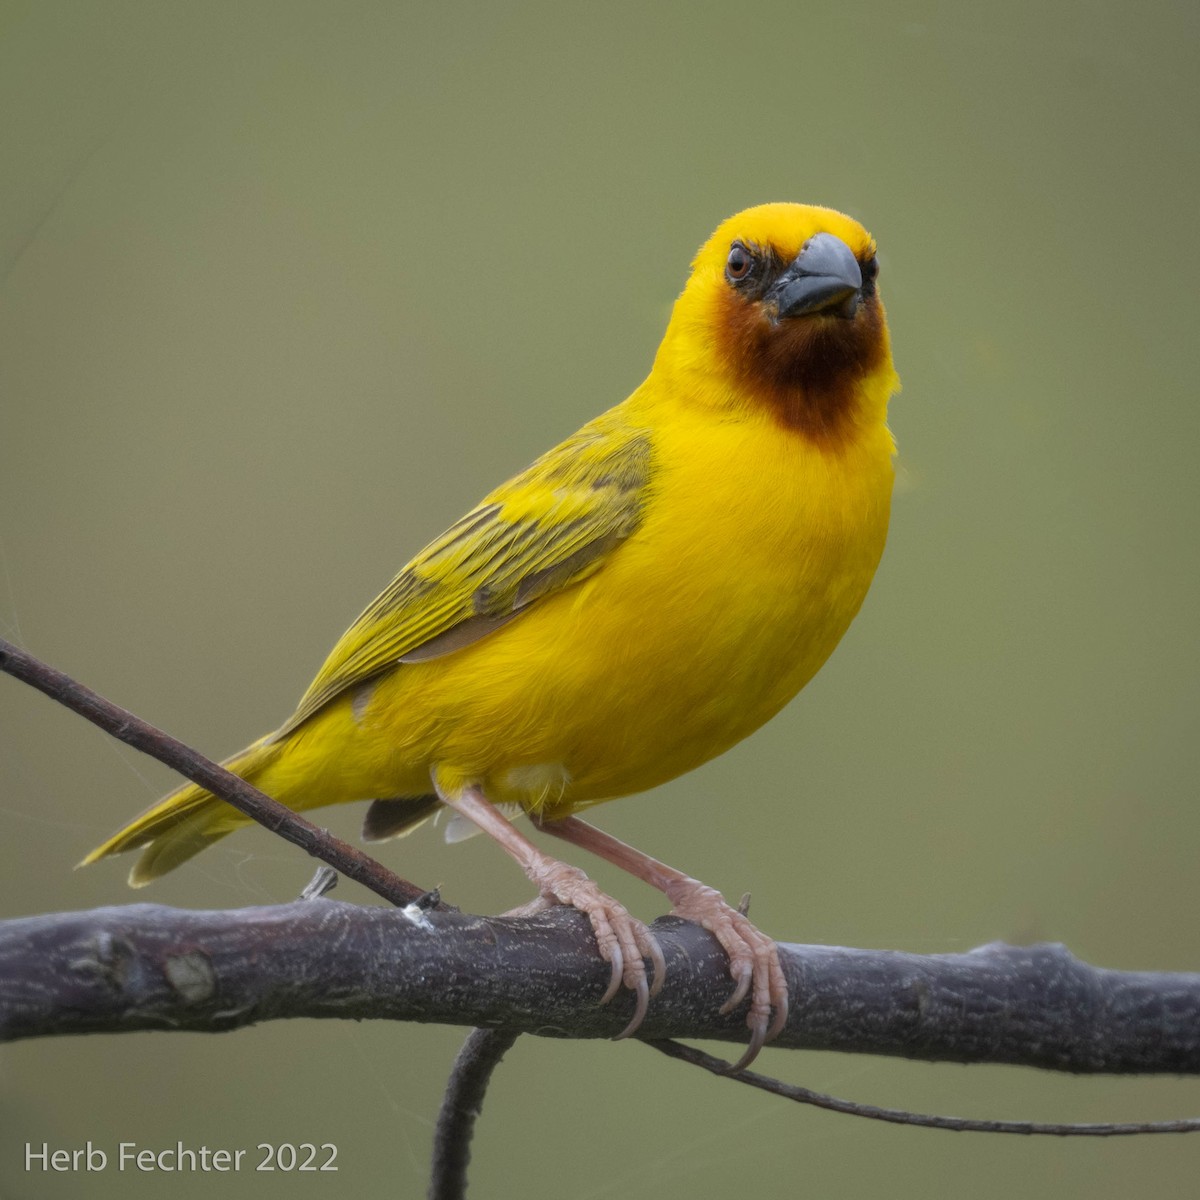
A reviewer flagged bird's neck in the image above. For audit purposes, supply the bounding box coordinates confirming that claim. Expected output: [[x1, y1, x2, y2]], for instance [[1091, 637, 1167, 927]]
[[647, 329, 897, 454]]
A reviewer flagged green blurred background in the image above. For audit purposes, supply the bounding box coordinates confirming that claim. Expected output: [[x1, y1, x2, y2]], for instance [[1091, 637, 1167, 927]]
[[2, 1, 1197, 1196]]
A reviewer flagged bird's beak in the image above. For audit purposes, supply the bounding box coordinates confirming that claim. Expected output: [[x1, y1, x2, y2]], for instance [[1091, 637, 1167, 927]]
[[768, 232, 863, 320]]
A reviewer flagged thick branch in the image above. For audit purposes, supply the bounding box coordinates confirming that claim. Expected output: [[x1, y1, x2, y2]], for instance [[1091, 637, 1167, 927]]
[[2, 899, 1197, 1074]]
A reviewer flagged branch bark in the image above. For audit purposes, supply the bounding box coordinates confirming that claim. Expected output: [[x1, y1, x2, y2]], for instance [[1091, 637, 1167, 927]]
[[3, 898, 1198, 1075]]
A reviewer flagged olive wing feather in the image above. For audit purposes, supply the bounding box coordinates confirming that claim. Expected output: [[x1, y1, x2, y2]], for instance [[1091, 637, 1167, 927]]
[[278, 415, 652, 735]]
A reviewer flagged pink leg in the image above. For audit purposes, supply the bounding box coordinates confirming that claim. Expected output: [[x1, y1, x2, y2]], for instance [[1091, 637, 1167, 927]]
[[536, 814, 788, 1071], [434, 783, 664, 1039]]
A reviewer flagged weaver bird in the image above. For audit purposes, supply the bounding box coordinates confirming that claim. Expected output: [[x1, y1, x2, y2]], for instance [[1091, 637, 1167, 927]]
[[85, 203, 898, 1068]]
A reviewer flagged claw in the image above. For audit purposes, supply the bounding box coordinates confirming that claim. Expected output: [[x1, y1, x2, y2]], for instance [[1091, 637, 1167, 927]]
[[615, 974, 650, 1039], [724, 1019, 768, 1074], [719, 966, 752, 1014], [767, 977, 789, 1040], [610, 908, 660, 1037], [646, 930, 667, 998], [599, 942, 625, 1005]]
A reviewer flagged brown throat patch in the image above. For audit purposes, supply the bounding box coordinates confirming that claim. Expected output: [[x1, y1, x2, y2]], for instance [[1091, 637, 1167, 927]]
[[715, 289, 888, 448]]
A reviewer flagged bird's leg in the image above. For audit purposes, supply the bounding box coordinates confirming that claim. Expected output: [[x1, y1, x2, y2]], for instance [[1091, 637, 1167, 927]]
[[534, 814, 788, 1071], [433, 783, 664, 1038]]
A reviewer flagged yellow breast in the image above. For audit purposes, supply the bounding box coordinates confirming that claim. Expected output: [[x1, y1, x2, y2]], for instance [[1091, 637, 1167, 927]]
[[369, 383, 895, 812]]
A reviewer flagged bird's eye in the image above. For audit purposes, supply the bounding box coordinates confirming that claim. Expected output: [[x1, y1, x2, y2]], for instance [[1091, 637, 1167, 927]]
[[725, 242, 754, 284], [859, 254, 879, 298]]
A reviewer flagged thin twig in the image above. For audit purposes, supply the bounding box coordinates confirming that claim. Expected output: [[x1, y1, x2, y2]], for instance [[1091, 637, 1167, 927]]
[[649, 1040, 1200, 1136], [429, 1028, 522, 1200], [0, 636, 435, 909], [300, 866, 340, 901]]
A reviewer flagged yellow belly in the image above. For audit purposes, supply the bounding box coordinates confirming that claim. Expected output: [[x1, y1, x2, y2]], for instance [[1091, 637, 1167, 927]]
[[277, 404, 894, 816]]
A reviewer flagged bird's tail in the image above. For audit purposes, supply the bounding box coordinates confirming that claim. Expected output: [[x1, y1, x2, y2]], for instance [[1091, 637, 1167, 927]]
[[79, 736, 283, 886], [360, 796, 440, 842]]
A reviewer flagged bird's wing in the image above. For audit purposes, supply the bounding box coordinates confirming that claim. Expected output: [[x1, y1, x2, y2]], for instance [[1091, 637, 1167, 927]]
[[278, 411, 653, 734]]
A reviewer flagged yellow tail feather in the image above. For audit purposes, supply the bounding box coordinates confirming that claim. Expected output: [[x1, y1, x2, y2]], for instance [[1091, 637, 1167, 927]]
[[79, 738, 281, 886]]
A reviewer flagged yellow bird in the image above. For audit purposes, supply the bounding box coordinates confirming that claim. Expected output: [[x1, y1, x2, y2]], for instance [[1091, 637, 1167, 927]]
[[84, 203, 898, 1067]]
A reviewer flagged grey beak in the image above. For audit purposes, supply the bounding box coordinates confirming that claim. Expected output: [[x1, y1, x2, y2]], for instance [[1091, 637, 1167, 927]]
[[768, 232, 863, 319]]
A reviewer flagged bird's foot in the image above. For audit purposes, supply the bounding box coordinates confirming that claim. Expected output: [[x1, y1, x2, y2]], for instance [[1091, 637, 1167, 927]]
[[521, 858, 666, 1039], [665, 878, 788, 1071]]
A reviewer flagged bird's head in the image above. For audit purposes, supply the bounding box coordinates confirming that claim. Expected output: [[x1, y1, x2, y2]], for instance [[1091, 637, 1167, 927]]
[[655, 203, 897, 444]]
